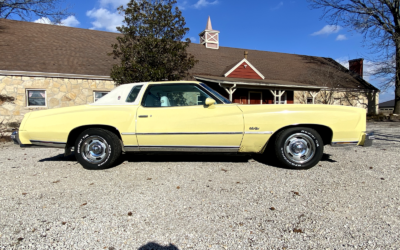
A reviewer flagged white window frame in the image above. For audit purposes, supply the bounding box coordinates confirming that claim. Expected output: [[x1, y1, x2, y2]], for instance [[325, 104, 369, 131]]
[[93, 91, 110, 102], [26, 89, 47, 107], [248, 91, 263, 105]]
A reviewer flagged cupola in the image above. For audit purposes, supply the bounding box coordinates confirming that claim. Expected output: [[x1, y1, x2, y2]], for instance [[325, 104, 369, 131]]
[[199, 16, 220, 49]]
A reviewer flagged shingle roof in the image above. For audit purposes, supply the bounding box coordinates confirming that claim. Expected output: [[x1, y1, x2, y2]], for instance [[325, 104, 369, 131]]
[[379, 99, 394, 108], [0, 19, 378, 91]]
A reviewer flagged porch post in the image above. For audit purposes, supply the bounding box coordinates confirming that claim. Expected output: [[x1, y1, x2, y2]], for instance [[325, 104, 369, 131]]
[[309, 91, 319, 104], [219, 83, 237, 102], [270, 90, 286, 104]]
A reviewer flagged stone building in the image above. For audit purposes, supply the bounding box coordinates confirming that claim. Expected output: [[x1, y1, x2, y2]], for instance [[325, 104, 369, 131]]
[[0, 18, 379, 125]]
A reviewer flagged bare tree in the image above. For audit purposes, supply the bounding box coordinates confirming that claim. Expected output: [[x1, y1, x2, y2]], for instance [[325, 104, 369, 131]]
[[0, 0, 70, 23], [308, 0, 400, 114]]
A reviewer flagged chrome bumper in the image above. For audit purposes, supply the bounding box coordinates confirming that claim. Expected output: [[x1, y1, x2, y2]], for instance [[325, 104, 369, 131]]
[[362, 132, 374, 147], [331, 131, 374, 147], [10, 130, 65, 148], [11, 131, 21, 145]]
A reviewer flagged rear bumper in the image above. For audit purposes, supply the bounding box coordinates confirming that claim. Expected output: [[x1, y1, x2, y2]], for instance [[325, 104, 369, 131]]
[[331, 131, 374, 147], [361, 132, 375, 147]]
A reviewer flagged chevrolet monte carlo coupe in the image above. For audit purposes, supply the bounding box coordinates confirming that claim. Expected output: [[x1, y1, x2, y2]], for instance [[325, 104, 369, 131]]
[[12, 81, 374, 170]]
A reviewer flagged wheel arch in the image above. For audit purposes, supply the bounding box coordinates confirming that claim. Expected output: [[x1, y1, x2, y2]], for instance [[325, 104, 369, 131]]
[[260, 124, 333, 154], [66, 125, 123, 152]]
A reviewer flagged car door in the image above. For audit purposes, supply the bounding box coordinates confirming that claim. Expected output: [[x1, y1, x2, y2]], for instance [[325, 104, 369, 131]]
[[136, 83, 244, 152]]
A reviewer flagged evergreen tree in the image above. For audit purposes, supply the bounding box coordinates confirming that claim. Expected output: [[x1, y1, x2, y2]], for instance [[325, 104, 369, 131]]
[[110, 0, 197, 84]]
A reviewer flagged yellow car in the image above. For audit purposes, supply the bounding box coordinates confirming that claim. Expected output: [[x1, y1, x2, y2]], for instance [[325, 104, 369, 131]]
[[12, 81, 374, 170]]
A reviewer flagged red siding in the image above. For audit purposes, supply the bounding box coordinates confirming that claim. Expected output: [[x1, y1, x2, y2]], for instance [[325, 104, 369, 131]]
[[227, 62, 263, 80]]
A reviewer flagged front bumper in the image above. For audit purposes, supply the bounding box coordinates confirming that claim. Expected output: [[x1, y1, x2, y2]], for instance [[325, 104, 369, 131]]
[[11, 130, 65, 148], [11, 131, 21, 145]]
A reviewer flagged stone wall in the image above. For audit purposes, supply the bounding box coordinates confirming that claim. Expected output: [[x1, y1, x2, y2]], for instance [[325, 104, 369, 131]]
[[294, 90, 379, 114], [0, 75, 116, 125]]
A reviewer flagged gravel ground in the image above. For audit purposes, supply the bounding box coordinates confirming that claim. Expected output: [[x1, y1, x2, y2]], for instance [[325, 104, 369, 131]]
[[0, 122, 399, 250]]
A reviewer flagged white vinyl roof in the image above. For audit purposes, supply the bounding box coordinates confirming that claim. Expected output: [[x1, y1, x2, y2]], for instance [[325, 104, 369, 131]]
[[90, 82, 148, 106]]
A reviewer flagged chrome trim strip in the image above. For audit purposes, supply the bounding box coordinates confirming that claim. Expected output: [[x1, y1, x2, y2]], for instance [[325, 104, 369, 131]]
[[30, 140, 66, 148], [137, 132, 242, 135], [245, 131, 273, 134], [139, 145, 240, 152], [121, 133, 136, 135], [124, 146, 140, 152], [331, 141, 358, 147]]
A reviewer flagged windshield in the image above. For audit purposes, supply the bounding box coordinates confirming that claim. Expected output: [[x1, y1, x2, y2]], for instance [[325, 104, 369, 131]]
[[200, 83, 232, 104]]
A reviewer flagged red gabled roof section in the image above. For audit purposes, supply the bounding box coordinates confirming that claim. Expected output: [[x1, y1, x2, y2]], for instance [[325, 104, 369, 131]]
[[224, 59, 265, 80]]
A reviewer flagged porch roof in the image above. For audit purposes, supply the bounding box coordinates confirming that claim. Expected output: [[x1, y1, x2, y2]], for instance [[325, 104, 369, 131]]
[[194, 75, 328, 91]]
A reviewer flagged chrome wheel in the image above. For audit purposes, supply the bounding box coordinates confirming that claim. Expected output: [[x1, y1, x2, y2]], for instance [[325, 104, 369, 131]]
[[283, 133, 316, 164], [80, 135, 110, 164]]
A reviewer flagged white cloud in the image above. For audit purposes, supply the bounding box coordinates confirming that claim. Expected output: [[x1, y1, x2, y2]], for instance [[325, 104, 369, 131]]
[[34, 17, 53, 24], [60, 16, 80, 27], [34, 16, 79, 27], [336, 34, 347, 41], [100, 0, 129, 9], [194, 0, 218, 9], [312, 25, 342, 36], [86, 8, 124, 32], [189, 36, 197, 42], [271, 2, 283, 10], [178, 0, 188, 10]]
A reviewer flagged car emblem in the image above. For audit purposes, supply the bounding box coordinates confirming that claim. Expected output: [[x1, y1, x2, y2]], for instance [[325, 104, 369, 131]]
[[249, 127, 260, 130]]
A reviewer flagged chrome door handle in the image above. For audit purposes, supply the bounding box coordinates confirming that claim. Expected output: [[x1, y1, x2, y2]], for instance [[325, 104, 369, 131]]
[[138, 115, 148, 118]]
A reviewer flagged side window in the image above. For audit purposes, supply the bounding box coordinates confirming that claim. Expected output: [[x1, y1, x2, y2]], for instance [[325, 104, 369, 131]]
[[27, 89, 46, 107], [126, 85, 143, 103], [143, 84, 215, 107]]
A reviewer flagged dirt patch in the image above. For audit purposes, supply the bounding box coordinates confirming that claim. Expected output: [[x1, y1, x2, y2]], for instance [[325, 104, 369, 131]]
[[0, 136, 12, 143]]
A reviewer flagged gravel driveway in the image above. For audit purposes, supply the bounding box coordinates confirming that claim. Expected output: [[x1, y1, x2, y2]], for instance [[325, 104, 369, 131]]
[[0, 122, 399, 250]]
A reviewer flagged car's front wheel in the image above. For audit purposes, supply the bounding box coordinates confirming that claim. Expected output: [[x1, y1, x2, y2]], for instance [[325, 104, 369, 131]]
[[274, 127, 323, 169], [75, 128, 122, 170]]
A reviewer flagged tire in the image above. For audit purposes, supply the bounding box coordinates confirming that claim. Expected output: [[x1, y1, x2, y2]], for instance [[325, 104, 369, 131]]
[[74, 128, 122, 170], [274, 127, 323, 169]]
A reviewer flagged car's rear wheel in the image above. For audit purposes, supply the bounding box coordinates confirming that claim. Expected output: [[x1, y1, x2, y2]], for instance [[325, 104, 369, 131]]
[[274, 127, 323, 169], [75, 128, 122, 170]]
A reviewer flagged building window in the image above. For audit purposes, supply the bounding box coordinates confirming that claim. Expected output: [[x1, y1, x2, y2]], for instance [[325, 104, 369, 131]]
[[94, 91, 109, 102], [307, 97, 313, 104], [26, 89, 46, 107]]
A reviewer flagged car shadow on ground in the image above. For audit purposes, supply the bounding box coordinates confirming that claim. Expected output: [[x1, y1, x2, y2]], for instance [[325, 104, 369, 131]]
[[39, 153, 76, 162], [137, 242, 179, 250], [38, 152, 335, 170], [122, 152, 251, 163]]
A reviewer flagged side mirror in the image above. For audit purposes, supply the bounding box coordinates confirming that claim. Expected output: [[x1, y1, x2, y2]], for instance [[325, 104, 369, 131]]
[[205, 98, 216, 106]]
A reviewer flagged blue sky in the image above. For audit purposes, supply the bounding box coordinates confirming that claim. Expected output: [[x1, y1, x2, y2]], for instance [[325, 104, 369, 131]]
[[34, 0, 393, 102]]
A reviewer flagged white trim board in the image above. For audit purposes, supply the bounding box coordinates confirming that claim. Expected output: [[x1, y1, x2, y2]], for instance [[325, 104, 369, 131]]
[[0, 70, 112, 80], [224, 58, 265, 80]]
